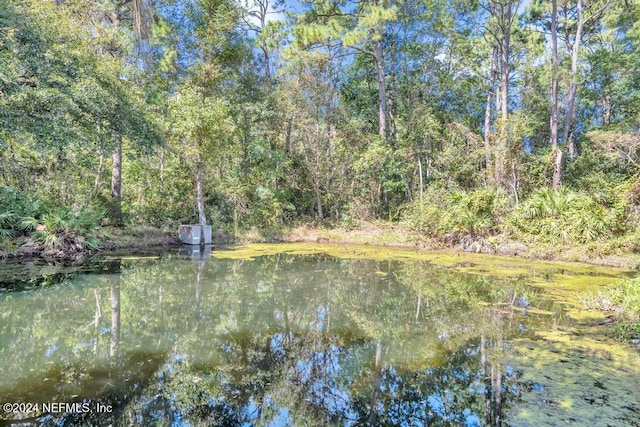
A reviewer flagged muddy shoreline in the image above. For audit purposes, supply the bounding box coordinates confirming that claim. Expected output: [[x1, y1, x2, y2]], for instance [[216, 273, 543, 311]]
[[0, 227, 181, 264]]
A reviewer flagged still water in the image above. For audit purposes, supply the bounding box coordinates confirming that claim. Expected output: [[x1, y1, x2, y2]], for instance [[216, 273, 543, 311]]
[[0, 243, 638, 426]]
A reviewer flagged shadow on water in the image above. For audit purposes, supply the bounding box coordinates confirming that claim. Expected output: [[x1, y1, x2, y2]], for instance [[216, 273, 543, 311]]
[[0, 259, 124, 292], [0, 245, 638, 426], [0, 351, 166, 427]]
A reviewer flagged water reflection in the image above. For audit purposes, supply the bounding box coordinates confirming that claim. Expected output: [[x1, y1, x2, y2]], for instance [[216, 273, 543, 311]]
[[0, 249, 637, 426]]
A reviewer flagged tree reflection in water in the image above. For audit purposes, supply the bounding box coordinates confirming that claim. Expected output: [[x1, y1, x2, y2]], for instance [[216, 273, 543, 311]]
[[0, 250, 600, 426], [121, 253, 539, 426]]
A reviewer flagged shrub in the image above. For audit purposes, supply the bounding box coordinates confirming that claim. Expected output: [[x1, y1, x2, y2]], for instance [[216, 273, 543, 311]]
[[584, 278, 640, 340], [0, 185, 45, 239], [402, 186, 449, 236], [507, 188, 621, 244], [31, 205, 105, 250], [244, 186, 295, 231], [0, 184, 107, 251], [442, 188, 511, 235], [403, 187, 511, 236]]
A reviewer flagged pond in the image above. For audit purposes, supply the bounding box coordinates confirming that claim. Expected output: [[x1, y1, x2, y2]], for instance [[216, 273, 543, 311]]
[[0, 243, 638, 426]]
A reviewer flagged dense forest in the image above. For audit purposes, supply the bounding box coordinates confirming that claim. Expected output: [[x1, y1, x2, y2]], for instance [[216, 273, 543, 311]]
[[1, 0, 639, 254]]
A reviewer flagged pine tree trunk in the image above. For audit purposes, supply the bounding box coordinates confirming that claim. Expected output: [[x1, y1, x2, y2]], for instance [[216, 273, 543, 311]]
[[484, 45, 498, 182], [196, 156, 206, 227], [493, 0, 514, 186], [261, 46, 271, 82], [551, 0, 562, 189], [374, 40, 387, 141], [499, 33, 509, 124], [195, 155, 206, 245], [110, 136, 123, 226], [314, 178, 323, 220], [562, 0, 584, 159]]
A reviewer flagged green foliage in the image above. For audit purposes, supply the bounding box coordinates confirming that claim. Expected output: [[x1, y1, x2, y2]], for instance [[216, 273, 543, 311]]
[[294, 0, 397, 49], [168, 85, 233, 157], [0, 0, 161, 244], [403, 187, 511, 236], [431, 123, 486, 189], [404, 183, 632, 246], [0, 185, 44, 241], [445, 188, 511, 235], [0, 0, 161, 154], [507, 188, 622, 244], [1, 0, 639, 257], [585, 278, 640, 340], [244, 186, 294, 230], [351, 139, 406, 218], [0, 182, 106, 251], [31, 205, 106, 249]]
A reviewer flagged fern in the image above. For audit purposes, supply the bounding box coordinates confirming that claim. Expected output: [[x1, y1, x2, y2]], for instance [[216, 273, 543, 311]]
[[0, 211, 16, 225], [83, 235, 102, 250], [510, 188, 619, 244], [43, 233, 60, 248], [405, 188, 512, 236], [0, 228, 15, 239], [19, 216, 39, 232]]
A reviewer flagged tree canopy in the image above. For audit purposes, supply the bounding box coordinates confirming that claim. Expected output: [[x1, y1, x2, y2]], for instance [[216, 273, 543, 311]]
[[1, 0, 639, 251]]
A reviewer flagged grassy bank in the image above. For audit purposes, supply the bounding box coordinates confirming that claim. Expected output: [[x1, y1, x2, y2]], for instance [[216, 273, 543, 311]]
[[235, 220, 640, 270], [584, 278, 640, 342]]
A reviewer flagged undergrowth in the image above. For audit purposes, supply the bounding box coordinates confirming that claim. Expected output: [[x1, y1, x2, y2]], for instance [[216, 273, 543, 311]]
[[506, 187, 624, 245], [583, 278, 640, 341], [0, 185, 107, 252], [402, 187, 510, 236], [403, 186, 635, 251]]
